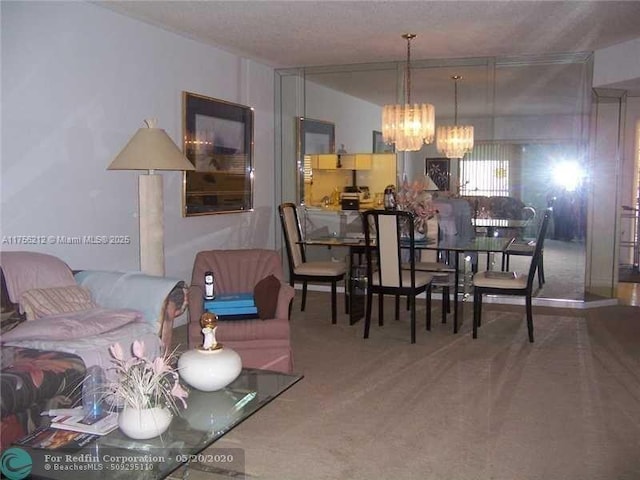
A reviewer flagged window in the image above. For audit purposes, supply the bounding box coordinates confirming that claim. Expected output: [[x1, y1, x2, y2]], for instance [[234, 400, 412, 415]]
[[460, 143, 519, 197]]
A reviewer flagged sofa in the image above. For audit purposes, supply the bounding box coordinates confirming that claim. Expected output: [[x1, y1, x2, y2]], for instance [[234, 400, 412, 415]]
[[461, 195, 531, 220], [188, 249, 295, 373], [460, 195, 536, 238], [0, 251, 187, 450]]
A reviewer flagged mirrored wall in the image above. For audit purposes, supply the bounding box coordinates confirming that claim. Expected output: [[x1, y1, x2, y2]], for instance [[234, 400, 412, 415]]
[[275, 52, 594, 302]]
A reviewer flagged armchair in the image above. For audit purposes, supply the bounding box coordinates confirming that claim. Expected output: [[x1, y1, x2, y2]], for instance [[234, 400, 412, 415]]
[[188, 249, 295, 373]]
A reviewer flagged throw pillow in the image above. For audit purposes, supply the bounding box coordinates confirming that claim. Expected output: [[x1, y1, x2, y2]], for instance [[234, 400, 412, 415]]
[[20, 285, 97, 320], [253, 275, 281, 320]]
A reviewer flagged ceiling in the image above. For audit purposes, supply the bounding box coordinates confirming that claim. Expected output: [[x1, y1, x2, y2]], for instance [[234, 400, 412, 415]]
[[97, 1, 640, 111]]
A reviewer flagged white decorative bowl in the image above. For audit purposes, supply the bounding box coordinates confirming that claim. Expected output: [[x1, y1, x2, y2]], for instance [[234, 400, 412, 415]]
[[178, 347, 242, 392], [118, 406, 172, 439]]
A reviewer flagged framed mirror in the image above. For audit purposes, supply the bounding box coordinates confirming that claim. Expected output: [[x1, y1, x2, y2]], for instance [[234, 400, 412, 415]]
[[182, 91, 254, 216]]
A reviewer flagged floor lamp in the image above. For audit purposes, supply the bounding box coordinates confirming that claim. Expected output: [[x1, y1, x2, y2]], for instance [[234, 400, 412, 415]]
[[108, 119, 195, 277]]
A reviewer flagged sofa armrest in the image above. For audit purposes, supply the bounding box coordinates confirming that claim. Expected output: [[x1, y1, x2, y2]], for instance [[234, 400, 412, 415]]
[[74, 271, 187, 352]]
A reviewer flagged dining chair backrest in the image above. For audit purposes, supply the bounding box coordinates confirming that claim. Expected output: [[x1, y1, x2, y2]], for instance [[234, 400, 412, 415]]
[[363, 209, 417, 289], [525, 209, 551, 289], [278, 203, 305, 270]]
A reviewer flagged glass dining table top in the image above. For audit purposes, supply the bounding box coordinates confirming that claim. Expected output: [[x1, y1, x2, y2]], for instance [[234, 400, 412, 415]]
[[303, 234, 514, 253]]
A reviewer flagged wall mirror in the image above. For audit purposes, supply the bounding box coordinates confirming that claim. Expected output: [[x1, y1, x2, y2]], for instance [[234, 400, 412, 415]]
[[182, 91, 254, 216], [296, 117, 335, 203], [275, 52, 593, 302]]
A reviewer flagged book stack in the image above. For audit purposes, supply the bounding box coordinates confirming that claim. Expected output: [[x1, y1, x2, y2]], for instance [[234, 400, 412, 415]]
[[204, 293, 258, 320]]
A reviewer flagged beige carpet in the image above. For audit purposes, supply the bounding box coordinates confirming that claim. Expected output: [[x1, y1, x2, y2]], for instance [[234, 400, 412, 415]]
[[171, 292, 640, 480]]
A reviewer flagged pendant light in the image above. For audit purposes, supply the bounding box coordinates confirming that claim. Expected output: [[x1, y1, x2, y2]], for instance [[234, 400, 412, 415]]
[[436, 75, 474, 158], [381, 34, 435, 152]]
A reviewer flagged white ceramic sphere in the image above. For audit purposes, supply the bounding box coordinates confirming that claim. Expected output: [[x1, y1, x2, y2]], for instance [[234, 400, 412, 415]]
[[178, 347, 242, 392]]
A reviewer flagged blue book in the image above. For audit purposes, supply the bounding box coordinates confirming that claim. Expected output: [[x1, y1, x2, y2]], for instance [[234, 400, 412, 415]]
[[204, 293, 255, 309], [206, 305, 258, 316]]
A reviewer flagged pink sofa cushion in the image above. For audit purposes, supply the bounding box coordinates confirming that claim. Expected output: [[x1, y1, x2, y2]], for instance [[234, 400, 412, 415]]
[[1, 252, 76, 306], [216, 315, 290, 343]]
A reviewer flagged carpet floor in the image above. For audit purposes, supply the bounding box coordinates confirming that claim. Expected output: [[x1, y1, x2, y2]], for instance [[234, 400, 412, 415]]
[[171, 291, 640, 480]]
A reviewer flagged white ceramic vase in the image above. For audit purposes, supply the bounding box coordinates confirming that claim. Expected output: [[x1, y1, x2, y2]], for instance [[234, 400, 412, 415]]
[[118, 406, 172, 440], [178, 347, 242, 392]]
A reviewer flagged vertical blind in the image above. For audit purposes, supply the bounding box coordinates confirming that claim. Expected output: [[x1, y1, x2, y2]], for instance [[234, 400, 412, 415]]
[[460, 143, 520, 196]]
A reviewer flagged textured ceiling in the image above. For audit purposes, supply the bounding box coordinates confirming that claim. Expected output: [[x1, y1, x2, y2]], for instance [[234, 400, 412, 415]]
[[98, 1, 640, 68], [97, 1, 640, 112]]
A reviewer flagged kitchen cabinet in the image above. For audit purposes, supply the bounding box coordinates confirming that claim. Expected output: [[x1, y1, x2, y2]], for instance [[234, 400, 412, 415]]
[[309, 154, 339, 170], [339, 154, 372, 170], [309, 153, 394, 171]]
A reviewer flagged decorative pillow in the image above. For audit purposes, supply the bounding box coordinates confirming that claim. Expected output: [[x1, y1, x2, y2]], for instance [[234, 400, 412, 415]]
[[253, 275, 281, 320], [20, 286, 97, 321]]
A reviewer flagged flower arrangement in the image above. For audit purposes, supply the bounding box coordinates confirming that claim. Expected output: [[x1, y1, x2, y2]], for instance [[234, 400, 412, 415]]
[[106, 341, 188, 414], [395, 177, 436, 234]]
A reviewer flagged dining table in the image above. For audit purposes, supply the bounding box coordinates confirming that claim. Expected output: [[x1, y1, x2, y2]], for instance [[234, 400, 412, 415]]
[[471, 218, 530, 238], [302, 234, 515, 333]]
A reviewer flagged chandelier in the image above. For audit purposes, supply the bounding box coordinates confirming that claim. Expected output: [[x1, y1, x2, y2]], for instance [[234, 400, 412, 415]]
[[436, 75, 474, 158], [381, 34, 435, 152]]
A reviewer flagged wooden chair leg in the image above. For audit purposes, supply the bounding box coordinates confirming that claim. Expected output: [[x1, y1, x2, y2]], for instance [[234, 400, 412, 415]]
[[473, 289, 481, 338], [441, 286, 448, 324], [378, 293, 384, 326], [331, 280, 337, 324], [526, 294, 534, 342], [538, 253, 545, 287], [364, 290, 373, 339], [426, 287, 432, 332], [410, 294, 416, 344], [301, 281, 308, 311], [345, 277, 349, 314], [396, 295, 401, 319]]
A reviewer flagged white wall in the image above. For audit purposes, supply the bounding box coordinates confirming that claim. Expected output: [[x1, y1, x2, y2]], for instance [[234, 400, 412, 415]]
[[1, 2, 276, 286], [305, 81, 382, 152], [593, 38, 640, 88]]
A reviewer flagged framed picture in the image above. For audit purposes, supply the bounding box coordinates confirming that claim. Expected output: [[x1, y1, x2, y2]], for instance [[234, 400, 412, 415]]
[[182, 91, 254, 216], [372, 130, 395, 153], [298, 117, 335, 155], [296, 117, 335, 203], [425, 158, 450, 191]]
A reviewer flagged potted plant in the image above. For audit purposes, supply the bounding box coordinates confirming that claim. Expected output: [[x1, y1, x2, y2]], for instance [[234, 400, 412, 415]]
[[106, 341, 188, 439]]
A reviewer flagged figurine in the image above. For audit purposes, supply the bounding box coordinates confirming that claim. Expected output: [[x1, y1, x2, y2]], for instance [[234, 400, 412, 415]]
[[200, 312, 221, 350]]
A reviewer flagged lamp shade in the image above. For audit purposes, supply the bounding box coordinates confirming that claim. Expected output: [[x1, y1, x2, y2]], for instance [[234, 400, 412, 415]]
[[424, 174, 439, 191], [108, 120, 195, 171]]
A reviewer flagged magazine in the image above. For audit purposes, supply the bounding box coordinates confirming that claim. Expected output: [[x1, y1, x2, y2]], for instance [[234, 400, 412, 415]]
[[15, 426, 100, 450], [50, 410, 119, 436]]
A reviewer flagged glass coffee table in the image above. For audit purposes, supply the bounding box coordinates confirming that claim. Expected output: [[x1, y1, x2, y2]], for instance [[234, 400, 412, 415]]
[[22, 368, 302, 479]]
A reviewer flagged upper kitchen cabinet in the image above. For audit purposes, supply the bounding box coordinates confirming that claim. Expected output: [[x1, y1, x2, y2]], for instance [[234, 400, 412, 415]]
[[339, 154, 372, 170]]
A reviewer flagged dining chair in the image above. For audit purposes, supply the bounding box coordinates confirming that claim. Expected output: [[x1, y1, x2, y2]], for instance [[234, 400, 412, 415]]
[[278, 203, 347, 324], [472, 209, 551, 342], [501, 208, 547, 288], [408, 216, 455, 326], [362, 209, 434, 344]]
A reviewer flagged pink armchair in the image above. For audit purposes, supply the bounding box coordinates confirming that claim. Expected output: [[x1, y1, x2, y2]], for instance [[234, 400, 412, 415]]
[[188, 249, 295, 373]]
